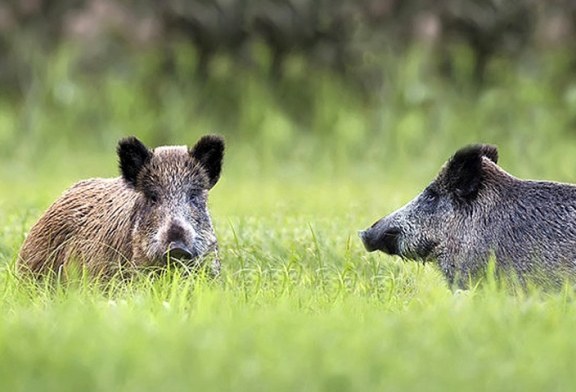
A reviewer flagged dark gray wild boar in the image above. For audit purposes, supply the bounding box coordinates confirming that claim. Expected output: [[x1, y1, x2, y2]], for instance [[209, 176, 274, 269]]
[[360, 144, 576, 288], [18, 135, 224, 278]]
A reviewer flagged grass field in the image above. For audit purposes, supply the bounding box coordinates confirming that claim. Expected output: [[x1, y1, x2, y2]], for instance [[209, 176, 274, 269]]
[[3, 49, 576, 391]]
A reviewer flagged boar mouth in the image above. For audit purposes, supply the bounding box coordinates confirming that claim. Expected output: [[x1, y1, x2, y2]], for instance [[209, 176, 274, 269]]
[[410, 240, 439, 264], [164, 242, 198, 264], [163, 241, 218, 267], [360, 228, 438, 263]]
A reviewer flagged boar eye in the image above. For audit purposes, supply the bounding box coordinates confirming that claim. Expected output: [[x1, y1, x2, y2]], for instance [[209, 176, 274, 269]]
[[147, 192, 159, 204], [422, 188, 439, 203], [188, 192, 203, 204]]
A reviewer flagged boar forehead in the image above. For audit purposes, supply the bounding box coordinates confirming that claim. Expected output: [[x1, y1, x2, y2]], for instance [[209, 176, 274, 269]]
[[141, 146, 209, 191]]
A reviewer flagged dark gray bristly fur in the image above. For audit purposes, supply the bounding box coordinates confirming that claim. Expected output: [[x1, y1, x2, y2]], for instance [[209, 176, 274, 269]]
[[361, 144, 576, 289]]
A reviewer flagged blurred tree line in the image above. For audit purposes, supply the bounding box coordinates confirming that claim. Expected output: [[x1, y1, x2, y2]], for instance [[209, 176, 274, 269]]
[[1, 0, 576, 159], [1, 0, 576, 96]]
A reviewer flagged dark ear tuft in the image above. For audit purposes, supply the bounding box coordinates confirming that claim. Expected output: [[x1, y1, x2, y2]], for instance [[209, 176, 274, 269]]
[[190, 135, 225, 189], [478, 144, 498, 164], [117, 136, 152, 187], [444, 144, 498, 200]]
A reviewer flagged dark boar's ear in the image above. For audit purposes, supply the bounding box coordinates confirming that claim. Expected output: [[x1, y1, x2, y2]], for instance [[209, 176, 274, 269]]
[[117, 136, 152, 187], [190, 135, 225, 189], [444, 144, 498, 200]]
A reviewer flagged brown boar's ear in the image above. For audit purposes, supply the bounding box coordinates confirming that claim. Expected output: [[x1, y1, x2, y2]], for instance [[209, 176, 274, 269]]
[[117, 136, 152, 187], [190, 135, 225, 189], [444, 144, 498, 200]]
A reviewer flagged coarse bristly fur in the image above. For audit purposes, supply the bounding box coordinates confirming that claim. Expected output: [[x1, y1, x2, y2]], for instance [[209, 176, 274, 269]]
[[18, 135, 225, 279], [360, 144, 576, 289]]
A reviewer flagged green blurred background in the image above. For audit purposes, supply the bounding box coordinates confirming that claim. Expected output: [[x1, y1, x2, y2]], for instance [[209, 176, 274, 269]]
[[2, 0, 576, 218], [1, 1, 576, 152]]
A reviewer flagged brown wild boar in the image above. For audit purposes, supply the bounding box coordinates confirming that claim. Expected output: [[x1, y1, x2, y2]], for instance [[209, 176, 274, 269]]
[[18, 135, 224, 278]]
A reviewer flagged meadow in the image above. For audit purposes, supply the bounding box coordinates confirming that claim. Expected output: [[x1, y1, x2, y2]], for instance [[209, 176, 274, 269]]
[[2, 48, 576, 391]]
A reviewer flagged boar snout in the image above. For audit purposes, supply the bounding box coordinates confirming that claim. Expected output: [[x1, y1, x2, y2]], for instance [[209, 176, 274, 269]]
[[164, 241, 197, 262], [360, 224, 402, 255]]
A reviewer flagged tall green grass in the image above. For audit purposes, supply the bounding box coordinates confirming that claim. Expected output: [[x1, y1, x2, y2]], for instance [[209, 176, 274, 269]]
[[2, 47, 576, 390]]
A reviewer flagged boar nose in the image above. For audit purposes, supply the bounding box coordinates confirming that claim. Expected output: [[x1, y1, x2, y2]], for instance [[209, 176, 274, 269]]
[[359, 230, 375, 251], [359, 227, 402, 255], [165, 241, 196, 261]]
